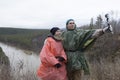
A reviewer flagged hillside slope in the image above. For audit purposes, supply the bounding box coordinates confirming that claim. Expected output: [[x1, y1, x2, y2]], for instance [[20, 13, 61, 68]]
[[0, 28, 49, 54]]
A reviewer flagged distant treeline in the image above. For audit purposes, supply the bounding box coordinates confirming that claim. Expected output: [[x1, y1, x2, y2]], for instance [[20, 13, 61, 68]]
[[0, 28, 49, 54]]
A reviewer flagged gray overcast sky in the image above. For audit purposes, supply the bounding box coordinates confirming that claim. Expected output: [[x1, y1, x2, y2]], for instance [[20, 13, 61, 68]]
[[0, 0, 120, 29]]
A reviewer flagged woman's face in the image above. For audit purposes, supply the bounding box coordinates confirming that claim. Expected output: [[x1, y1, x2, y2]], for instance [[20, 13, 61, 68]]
[[54, 30, 62, 36], [67, 21, 76, 29]]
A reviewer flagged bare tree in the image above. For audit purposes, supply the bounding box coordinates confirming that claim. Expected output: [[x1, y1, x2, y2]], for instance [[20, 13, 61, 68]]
[[95, 15, 103, 29]]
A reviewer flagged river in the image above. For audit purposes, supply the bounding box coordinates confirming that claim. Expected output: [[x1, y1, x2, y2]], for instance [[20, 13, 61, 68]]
[[0, 42, 40, 80]]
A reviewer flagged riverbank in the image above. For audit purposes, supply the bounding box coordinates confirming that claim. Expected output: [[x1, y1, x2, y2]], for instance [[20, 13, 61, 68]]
[[0, 42, 37, 55], [0, 47, 10, 65], [0, 47, 11, 80], [0, 28, 49, 54], [0, 42, 40, 80]]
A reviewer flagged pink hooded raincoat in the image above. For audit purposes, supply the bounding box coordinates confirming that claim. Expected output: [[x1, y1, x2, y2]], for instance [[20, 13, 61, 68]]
[[37, 37, 67, 80]]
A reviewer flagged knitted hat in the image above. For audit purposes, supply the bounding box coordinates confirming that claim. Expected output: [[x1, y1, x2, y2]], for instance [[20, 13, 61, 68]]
[[66, 19, 76, 30], [66, 19, 74, 25], [50, 27, 60, 35]]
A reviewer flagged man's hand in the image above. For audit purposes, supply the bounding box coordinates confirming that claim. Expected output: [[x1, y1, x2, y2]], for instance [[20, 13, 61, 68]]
[[56, 56, 65, 62], [103, 25, 113, 34], [54, 63, 62, 68]]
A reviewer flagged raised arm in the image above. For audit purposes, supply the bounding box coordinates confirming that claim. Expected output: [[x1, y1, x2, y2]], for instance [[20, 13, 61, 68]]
[[91, 25, 113, 38]]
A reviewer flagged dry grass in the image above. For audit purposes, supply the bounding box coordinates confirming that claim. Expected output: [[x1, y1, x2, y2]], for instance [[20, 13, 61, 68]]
[[0, 60, 39, 80], [87, 58, 120, 80], [83, 33, 120, 80], [0, 65, 11, 80], [1, 58, 120, 80]]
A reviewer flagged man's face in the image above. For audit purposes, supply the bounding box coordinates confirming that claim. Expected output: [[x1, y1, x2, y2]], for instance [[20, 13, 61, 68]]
[[67, 21, 75, 29]]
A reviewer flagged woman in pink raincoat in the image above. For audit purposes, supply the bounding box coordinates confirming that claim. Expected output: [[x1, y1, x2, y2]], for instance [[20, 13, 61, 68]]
[[37, 27, 67, 80]]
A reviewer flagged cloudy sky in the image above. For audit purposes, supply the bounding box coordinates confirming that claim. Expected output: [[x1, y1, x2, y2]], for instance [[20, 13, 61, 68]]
[[0, 0, 120, 29]]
